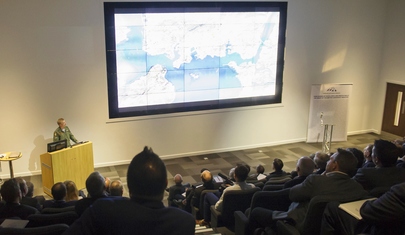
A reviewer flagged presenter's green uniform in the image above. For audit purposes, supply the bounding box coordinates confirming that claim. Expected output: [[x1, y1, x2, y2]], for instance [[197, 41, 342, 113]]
[[53, 126, 78, 147]]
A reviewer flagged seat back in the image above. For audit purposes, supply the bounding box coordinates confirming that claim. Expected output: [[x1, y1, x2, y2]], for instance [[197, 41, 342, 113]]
[[276, 195, 334, 235], [0, 223, 69, 235], [221, 187, 261, 228], [41, 206, 75, 214], [262, 184, 285, 191], [295, 195, 331, 235], [250, 188, 291, 213], [265, 175, 292, 185], [191, 189, 218, 220], [27, 211, 79, 227]]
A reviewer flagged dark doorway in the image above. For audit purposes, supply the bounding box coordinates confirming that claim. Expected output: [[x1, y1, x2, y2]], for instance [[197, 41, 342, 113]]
[[382, 83, 405, 137]]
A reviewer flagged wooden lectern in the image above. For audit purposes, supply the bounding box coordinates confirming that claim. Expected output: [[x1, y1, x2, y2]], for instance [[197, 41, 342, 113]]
[[40, 141, 94, 197]]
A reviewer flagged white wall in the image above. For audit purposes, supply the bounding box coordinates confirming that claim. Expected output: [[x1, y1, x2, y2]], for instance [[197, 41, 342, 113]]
[[0, 0, 388, 178]]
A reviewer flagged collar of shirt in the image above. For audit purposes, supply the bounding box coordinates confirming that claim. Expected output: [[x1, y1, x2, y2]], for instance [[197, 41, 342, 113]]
[[325, 171, 348, 177]]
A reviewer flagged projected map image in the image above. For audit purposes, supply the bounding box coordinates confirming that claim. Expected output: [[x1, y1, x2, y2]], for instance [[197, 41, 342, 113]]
[[115, 12, 280, 108]]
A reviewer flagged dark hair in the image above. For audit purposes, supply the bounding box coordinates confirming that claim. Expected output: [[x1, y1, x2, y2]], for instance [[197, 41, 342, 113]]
[[374, 139, 401, 167], [314, 152, 330, 169], [26, 181, 34, 197], [256, 165, 265, 174], [245, 164, 251, 174], [51, 182, 67, 200], [86, 172, 106, 197], [127, 146, 167, 200], [346, 148, 364, 168], [0, 179, 20, 203], [273, 158, 284, 171], [334, 148, 358, 176], [15, 177, 27, 196], [234, 164, 249, 182]]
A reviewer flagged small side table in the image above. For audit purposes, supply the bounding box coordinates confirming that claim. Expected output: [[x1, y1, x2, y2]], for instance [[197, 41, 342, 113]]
[[0, 151, 22, 178]]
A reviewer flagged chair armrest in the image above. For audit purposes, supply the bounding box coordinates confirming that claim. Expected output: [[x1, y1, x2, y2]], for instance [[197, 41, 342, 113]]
[[234, 211, 250, 235], [210, 205, 222, 228], [276, 220, 300, 235]]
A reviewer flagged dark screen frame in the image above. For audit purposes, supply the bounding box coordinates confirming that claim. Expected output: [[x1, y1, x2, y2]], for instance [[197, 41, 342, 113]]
[[104, 1, 288, 118]]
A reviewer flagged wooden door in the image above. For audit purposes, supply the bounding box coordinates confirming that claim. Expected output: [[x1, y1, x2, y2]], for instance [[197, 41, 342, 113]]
[[382, 83, 405, 136]]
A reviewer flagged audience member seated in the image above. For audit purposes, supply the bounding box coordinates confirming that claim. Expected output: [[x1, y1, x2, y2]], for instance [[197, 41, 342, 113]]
[[64, 180, 80, 202], [16, 177, 41, 211], [321, 182, 405, 235], [183, 170, 216, 213], [167, 174, 188, 208], [248, 148, 368, 234], [266, 158, 288, 180], [199, 164, 255, 227], [43, 182, 77, 209], [346, 148, 364, 170], [109, 180, 124, 197], [64, 146, 195, 235], [353, 139, 405, 196], [25, 181, 45, 207], [246, 165, 266, 183], [362, 144, 375, 168], [313, 151, 330, 174], [283, 156, 315, 189], [75, 171, 108, 216], [0, 178, 39, 219]]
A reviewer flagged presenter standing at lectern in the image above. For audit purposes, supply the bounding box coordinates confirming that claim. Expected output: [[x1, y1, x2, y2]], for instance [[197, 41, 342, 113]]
[[53, 118, 78, 147]]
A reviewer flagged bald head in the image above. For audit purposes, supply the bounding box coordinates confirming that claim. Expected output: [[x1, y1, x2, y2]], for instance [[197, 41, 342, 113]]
[[110, 180, 124, 197], [296, 156, 315, 176], [201, 170, 213, 183]]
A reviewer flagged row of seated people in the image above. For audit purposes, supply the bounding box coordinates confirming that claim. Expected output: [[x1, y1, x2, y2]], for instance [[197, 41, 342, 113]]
[[177, 138, 397, 200], [2, 138, 405, 234], [0, 173, 126, 231], [165, 138, 405, 234], [0, 146, 197, 235], [234, 139, 405, 235], [167, 145, 366, 217], [163, 156, 317, 230]]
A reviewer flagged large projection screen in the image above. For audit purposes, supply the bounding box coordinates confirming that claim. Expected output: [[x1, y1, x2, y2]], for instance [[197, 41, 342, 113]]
[[104, 2, 288, 118]]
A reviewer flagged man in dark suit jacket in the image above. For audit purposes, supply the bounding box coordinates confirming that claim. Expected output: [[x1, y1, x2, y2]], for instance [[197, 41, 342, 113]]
[[65, 146, 195, 235], [75, 171, 108, 216], [353, 139, 405, 196], [248, 148, 368, 233], [313, 151, 330, 174], [283, 156, 315, 189], [321, 182, 405, 235], [0, 179, 39, 220], [183, 170, 216, 213], [43, 182, 77, 209], [15, 177, 42, 211], [167, 174, 189, 207]]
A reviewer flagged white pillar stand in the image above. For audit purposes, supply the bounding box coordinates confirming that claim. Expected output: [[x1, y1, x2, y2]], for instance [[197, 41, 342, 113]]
[[322, 124, 334, 154]]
